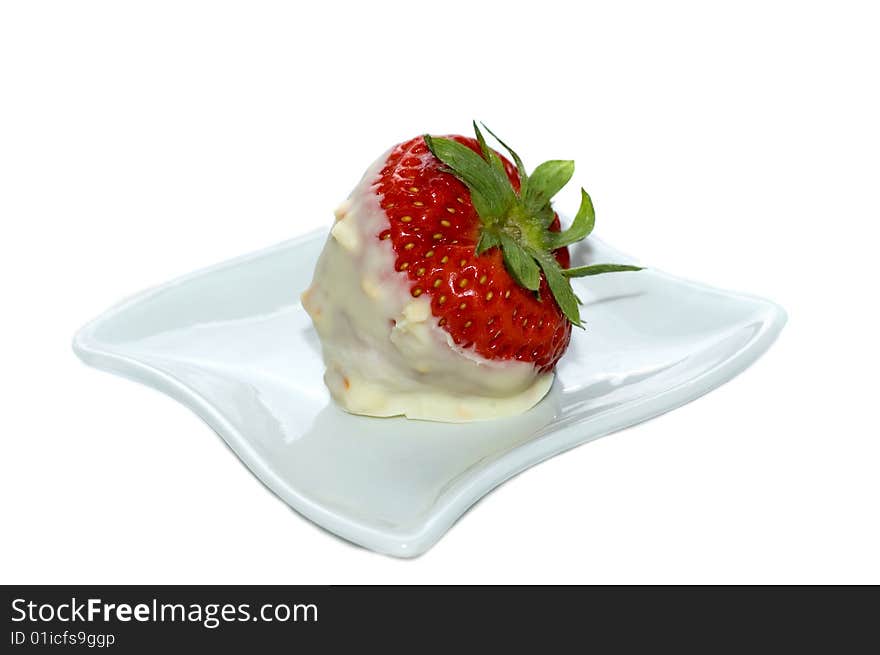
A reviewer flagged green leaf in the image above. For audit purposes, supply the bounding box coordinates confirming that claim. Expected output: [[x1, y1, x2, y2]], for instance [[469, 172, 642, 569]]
[[498, 233, 541, 291], [547, 188, 595, 249], [562, 264, 644, 277], [472, 121, 506, 175], [535, 253, 582, 326], [475, 229, 501, 255], [423, 134, 514, 219], [523, 160, 574, 212], [480, 122, 527, 186], [469, 188, 495, 220]]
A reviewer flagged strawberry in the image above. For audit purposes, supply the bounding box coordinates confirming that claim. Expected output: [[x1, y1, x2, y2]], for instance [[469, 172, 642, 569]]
[[374, 122, 639, 373]]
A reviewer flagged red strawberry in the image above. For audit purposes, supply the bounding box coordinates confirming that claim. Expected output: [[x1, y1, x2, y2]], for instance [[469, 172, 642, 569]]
[[372, 122, 640, 373]]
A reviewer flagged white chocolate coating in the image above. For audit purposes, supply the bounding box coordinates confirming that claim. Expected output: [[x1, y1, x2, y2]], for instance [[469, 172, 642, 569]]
[[301, 152, 553, 422]]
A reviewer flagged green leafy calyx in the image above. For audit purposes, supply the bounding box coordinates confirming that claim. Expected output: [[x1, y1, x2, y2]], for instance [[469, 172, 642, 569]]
[[423, 122, 642, 326]]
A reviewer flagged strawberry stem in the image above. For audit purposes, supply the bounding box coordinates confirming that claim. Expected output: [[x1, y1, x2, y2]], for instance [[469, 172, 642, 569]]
[[423, 124, 642, 326]]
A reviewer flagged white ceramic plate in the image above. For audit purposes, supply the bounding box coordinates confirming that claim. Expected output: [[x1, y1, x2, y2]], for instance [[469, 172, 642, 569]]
[[73, 229, 786, 557]]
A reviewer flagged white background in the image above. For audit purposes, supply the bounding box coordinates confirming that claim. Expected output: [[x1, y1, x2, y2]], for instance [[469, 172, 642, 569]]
[[2, 1, 878, 584]]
